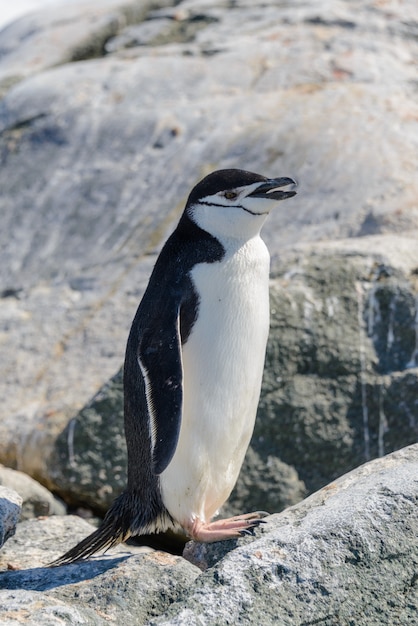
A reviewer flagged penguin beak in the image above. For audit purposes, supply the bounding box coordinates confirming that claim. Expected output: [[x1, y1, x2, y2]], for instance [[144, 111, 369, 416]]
[[248, 177, 297, 201]]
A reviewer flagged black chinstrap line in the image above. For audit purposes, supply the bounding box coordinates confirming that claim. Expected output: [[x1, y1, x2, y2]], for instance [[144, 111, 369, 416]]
[[196, 199, 268, 216]]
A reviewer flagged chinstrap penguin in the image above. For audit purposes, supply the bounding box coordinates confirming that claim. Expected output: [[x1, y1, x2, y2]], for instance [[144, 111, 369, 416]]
[[52, 168, 296, 565]]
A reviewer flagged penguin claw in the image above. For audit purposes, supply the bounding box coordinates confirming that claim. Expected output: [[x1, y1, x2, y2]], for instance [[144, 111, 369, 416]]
[[242, 517, 267, 533], [185, 511, 268, 542], [239, 528, 256, 537]]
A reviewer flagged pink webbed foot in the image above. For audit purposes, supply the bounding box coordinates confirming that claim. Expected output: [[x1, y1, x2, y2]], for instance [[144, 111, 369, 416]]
[[185, 512, 268, 543]]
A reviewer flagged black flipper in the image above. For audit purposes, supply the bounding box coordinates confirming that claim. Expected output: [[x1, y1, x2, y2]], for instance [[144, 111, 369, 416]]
[[138, 309, 183, 475]]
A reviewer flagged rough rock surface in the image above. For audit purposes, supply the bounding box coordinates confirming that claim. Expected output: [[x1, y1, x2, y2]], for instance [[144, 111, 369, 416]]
[[258, 248, 418, 493], [0, 446, 417, 625], [0, 516, 200, 625], [0, 487, 22, 550], [163, 445, 418, 625], [0, 465, 66, 520], [0, 0, 168, 92]]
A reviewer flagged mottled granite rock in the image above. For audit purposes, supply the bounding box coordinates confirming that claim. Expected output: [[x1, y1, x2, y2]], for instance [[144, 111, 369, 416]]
[[0, 487, 22, 549], [1, 446, 417, 625]]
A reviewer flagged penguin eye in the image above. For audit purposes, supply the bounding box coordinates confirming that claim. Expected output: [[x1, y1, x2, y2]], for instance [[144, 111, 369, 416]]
[[224, 191, 238, 200]]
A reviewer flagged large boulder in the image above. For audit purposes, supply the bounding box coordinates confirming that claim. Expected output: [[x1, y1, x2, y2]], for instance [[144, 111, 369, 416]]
[[0, 445, 417, 625], [167, 444, 418, 625], [0, 516, 200, 625], [0, 0, 167, 92], [256, 245, 418, 494]]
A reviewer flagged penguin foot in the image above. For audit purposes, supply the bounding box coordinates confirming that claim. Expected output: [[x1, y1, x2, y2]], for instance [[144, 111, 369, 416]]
[[186, 512, 267, 543]]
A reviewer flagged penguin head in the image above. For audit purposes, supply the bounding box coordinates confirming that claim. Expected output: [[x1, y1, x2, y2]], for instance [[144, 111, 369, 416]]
[[185, 169, 296, 241]]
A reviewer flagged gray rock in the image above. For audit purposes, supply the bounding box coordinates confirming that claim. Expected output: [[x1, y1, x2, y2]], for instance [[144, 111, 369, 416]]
[[1, 447, 416, 624], [0, 516, 200, 625], [0, 0, 169, 92], [0, 466, 66, 520], [0, 515, 101, 567], [47, 369, 126, 511], [163, 444, 418, 625], [256, 249, 418, 495], [0, 590, 99, 626], [0, 487, 22, 549]]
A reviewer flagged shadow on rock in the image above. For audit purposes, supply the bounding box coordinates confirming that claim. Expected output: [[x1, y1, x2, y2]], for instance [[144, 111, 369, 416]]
[[0, 555, 130, 591]]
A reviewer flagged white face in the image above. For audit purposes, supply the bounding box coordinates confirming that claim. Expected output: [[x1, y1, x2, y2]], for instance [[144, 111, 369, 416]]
[[188, 182, 281, 242]]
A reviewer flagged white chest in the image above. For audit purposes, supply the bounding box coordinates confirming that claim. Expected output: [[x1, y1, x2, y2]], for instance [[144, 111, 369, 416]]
[[186, 236, 270, 380], [160, 235, 270, 523]]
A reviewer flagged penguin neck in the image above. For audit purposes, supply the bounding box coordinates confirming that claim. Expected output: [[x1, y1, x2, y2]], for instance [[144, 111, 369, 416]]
[[174, 212, 225, 266], [178, 210, 266, 254], [186, 200, 269, 245], [176, 211, 213, 243]]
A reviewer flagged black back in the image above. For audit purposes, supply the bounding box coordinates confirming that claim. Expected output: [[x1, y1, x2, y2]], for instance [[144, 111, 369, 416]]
[[123, 212, 224, 486]]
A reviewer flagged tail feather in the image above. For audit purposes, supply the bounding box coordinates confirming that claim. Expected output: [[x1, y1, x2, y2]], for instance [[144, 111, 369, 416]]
[[49, 489, 170, 567], [50, 518, 130, 566]]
